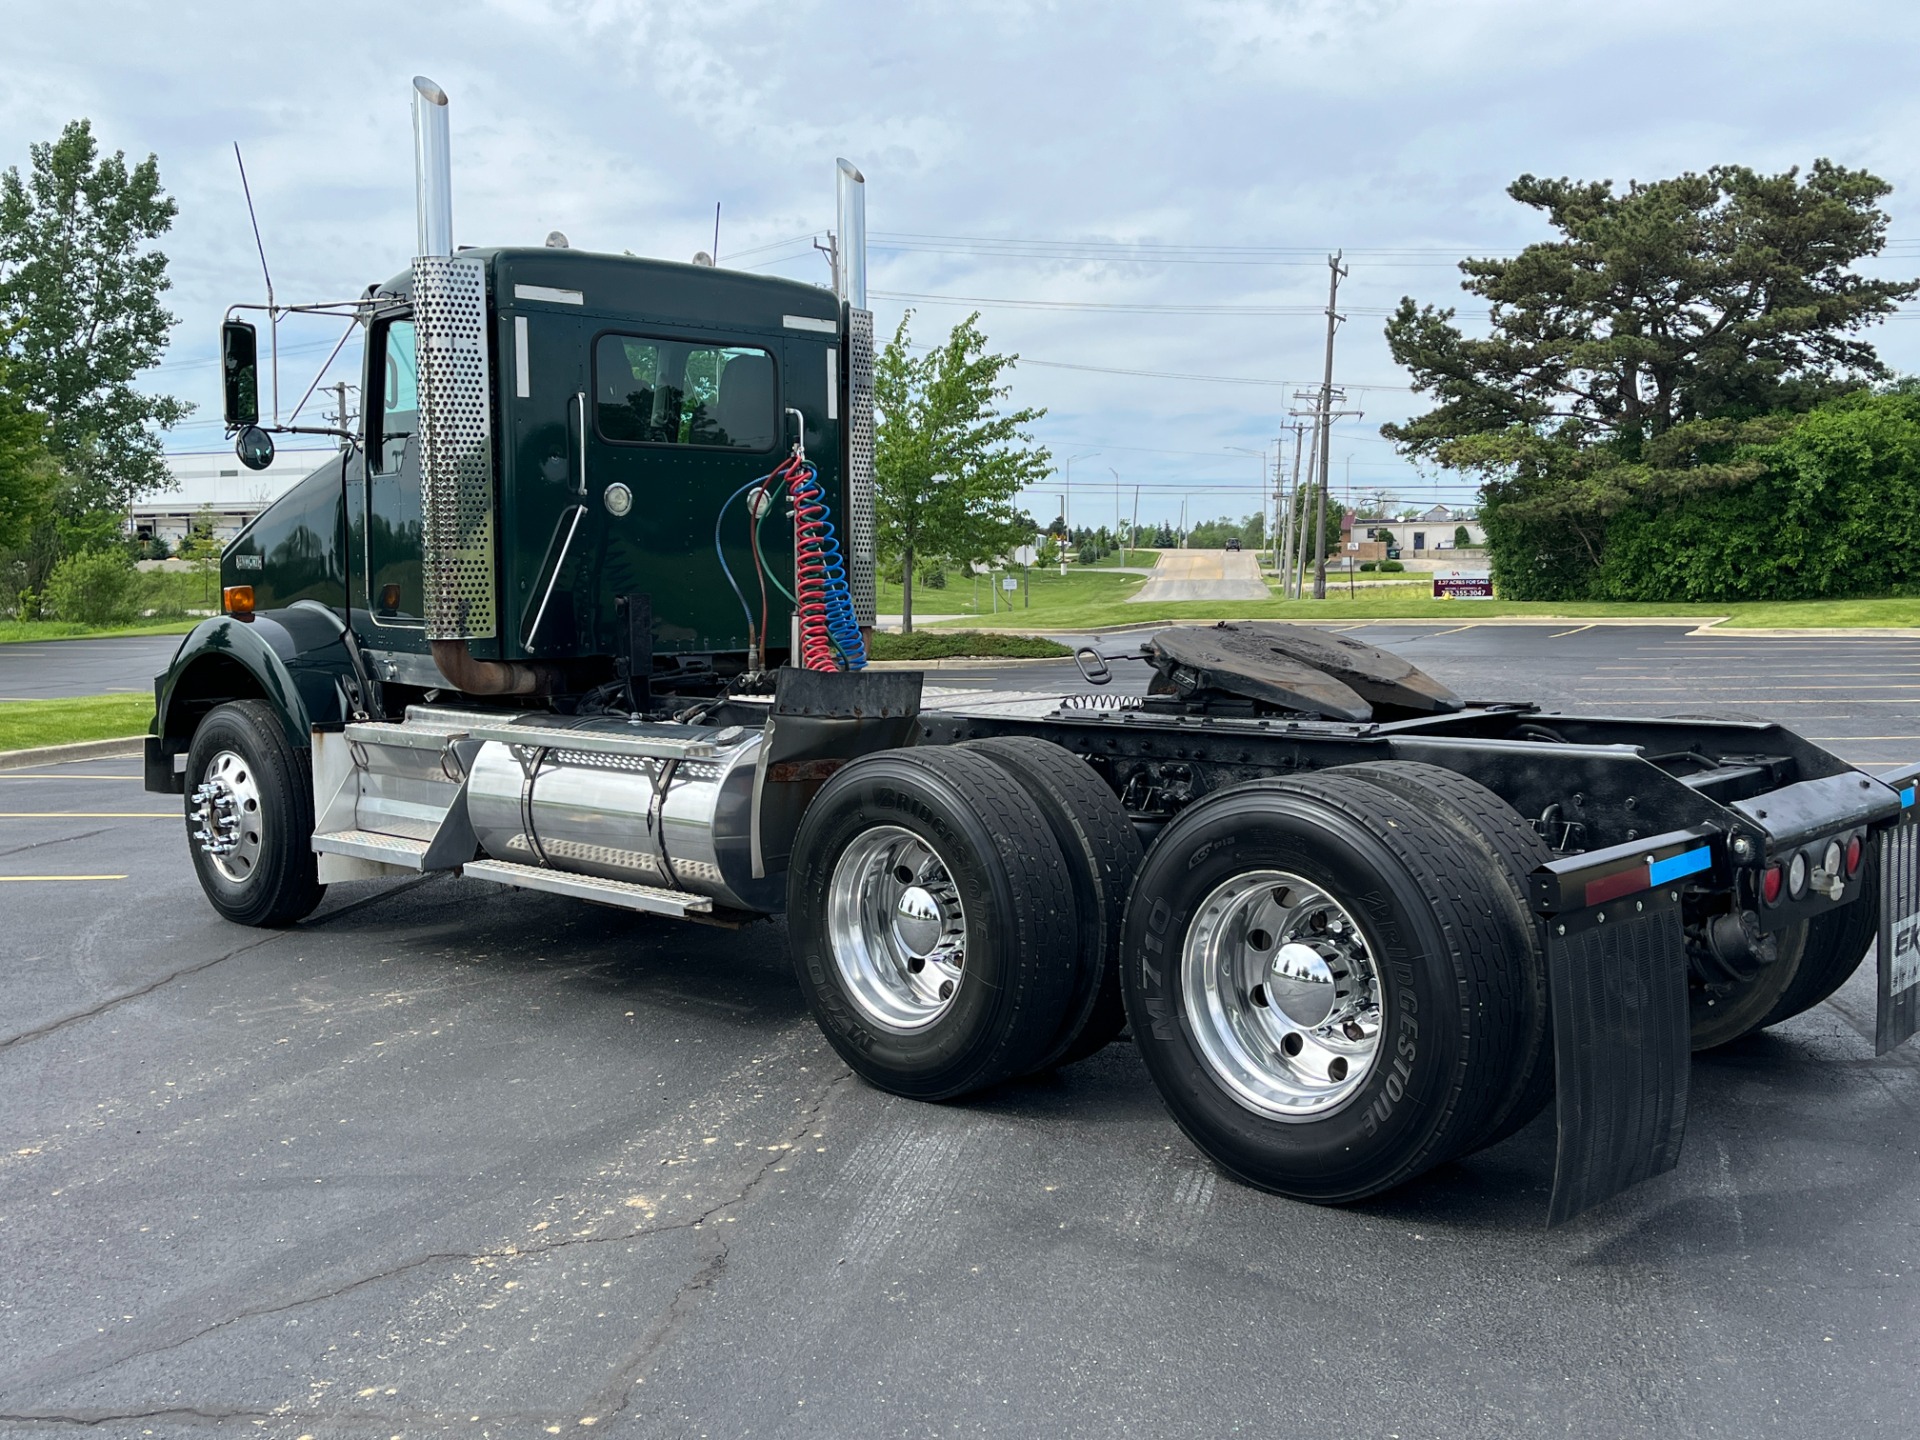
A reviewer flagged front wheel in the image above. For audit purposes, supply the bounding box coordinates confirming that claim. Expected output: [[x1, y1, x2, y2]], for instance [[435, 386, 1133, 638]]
[[1120, 775, 1529, 1204], [184, 700, 324, 927]]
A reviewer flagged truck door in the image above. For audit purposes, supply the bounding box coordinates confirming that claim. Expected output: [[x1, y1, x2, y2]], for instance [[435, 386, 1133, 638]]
[[567, 327, 792, 660], [359, 315, 428, 649]]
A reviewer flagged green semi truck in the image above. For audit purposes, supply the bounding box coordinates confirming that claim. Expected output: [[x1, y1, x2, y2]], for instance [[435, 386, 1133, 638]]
[[147, 78, 1919, 1224]]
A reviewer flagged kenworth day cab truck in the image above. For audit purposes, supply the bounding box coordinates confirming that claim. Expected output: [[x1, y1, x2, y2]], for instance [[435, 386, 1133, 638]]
[[148, 78, 1919, 1224]]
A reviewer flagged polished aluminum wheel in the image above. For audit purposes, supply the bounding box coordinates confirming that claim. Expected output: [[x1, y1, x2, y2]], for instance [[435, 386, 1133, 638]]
[[825, 824, 968, 1032], [189, 748, 264, 884], [1181, 869, 1382, 1119]]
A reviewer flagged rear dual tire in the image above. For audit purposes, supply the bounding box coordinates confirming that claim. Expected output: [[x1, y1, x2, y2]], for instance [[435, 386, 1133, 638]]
[[1119, 772, 1533, 1204], [786, 747, 1082, 1099]]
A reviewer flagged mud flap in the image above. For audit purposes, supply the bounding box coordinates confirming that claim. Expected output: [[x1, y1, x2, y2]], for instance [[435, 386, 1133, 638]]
[[1877, 809, 1920, 1055], [1533, 830, 1711, 1226]]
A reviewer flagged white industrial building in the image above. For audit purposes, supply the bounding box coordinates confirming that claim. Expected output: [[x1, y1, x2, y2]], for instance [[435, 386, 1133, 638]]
[[130, 449, 337, 546]]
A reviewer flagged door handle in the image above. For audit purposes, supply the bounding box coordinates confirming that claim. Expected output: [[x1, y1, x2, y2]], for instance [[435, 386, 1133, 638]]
[[573, 391, 589, 496]]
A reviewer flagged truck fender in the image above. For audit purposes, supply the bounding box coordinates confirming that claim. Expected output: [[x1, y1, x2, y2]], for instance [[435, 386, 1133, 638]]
[[147, 608, 360, 793]]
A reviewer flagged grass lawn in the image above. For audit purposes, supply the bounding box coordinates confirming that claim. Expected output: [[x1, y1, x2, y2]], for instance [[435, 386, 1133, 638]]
[[866, 631, 1069, 661], [0, 694, 154, 752], [884, 566, 1151, 625], [906, 572, 1920, 632], [0, 619, 200, 645]]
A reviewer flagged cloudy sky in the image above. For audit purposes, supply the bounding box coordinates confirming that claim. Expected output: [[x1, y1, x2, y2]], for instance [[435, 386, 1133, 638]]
[[7, 0, 1919, 528]]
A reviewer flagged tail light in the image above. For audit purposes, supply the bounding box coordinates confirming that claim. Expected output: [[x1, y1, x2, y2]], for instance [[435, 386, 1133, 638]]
[[1846, 835, 1864, 877], [1762, 863, 1784, 905], [222, 585, 255, 617]]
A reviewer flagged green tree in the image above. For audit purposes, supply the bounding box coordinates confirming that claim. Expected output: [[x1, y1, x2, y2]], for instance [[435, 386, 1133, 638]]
[[43, 545, 138, 626], [873, 312, 1051, 631], [0, 346, 53, 551], [0, 119, 188, 527], [1382, 161, 1917, 597]]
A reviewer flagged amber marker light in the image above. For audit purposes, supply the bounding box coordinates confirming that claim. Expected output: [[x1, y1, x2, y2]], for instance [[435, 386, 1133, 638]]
[[222, 585, 255, 617]]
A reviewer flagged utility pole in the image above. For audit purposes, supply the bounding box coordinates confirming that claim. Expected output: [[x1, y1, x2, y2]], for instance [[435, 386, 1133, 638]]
[[330, 381, 353, 452], [1280, 420, 1306, 597], [1312, 252, 1349, 600], [1271, 434, 1286, 580]]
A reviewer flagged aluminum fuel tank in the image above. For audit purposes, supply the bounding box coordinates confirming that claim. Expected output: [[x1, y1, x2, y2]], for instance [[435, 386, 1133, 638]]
[[465, 718, 779, 912]]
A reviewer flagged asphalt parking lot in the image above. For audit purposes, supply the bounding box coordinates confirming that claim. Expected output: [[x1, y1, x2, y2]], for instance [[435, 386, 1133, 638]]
[[2, 625, 1917, 1436]]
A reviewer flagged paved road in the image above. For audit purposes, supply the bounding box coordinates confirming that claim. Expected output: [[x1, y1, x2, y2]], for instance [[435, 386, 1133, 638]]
[[0, 634, 183, 701], [1127, 547, 1269, 603], [932, 620, 1920, 775], [1, 626, 1917, 1435]]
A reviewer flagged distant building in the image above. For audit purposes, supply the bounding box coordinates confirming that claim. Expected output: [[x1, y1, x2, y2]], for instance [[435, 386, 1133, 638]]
[[1359, 504, 1485, 555], [129, 450, 335, 546]]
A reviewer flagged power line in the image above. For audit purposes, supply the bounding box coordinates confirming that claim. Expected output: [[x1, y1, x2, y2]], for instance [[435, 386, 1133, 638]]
[[874, 287, 1421, 318]]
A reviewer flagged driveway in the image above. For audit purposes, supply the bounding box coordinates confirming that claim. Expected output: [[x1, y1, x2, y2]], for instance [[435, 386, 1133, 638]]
[[1127, 547, 1269, 603]]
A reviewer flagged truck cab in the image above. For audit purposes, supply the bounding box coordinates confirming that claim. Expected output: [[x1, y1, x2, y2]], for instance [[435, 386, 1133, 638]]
[[150, 238, 876, 798]]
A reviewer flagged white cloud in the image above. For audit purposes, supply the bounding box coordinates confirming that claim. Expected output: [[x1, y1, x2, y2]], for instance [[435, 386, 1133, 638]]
[[4, 0, 1917, 520]]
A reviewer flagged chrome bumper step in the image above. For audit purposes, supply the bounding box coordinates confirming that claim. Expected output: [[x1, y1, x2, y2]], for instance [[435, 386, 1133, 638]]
[[460, 858, 713, 916]]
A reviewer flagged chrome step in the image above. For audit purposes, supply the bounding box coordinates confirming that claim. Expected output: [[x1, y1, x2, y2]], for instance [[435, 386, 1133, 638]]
[[461, 859, 713, 916], [312, 828, 433, 868], [343, 720, 468, 751]]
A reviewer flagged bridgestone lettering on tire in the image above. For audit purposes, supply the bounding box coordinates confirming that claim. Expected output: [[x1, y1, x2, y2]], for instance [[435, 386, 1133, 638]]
[[184, 699, 324, 928], [1326, 760, 1554, 1152], [1119, 775, 1528, 1204], [786, 747, 1081, 1099], [960, 736, 1141, 1070]]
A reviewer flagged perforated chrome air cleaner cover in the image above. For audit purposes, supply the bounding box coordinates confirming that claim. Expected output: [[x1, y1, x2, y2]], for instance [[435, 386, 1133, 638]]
[[847, 306, 877, 627], [414, 254, 497, 640]]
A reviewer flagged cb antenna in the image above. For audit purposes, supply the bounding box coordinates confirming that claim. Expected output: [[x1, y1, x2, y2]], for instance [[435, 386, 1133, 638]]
[[233, 143, 279, 422]]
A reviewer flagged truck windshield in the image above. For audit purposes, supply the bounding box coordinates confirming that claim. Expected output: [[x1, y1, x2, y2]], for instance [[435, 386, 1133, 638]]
[[594, 334, 776, 451]]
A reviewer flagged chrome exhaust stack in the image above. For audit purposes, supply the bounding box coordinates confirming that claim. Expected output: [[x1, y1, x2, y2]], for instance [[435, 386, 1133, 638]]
[[411, 76, 453, 258], [407, 76, 524, 683], [836, 159, 876, 626], [835, 158, 867, 308]]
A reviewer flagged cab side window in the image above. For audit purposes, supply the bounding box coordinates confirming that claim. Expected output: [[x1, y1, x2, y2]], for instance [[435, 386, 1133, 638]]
[[595, 335, 776, 451], [374, 320, 419, 474]]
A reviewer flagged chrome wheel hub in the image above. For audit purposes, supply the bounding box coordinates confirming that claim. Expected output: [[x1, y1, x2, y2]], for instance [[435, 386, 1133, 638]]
[[825, 825, 967, 1032], [1181, 869, 1383, 1119], [189, 749, 264, 884]]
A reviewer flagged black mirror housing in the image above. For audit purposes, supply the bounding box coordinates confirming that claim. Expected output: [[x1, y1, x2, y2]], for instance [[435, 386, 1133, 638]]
[[221, 319, 260, 429]]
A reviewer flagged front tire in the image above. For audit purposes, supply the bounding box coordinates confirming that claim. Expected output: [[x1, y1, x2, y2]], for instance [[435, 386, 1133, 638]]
[[786, 747, 1081, 1099], [1120, 775, 1528, 1204], [184, 700, 324, 927]]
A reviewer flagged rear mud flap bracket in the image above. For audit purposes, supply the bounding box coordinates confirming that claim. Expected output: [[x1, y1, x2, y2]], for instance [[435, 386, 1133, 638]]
[[1535, 830, 1708, 1226]]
